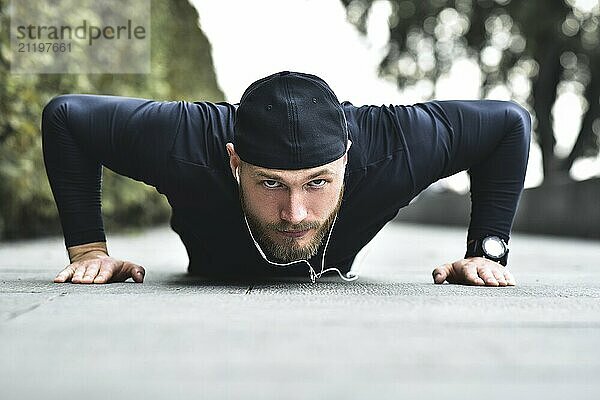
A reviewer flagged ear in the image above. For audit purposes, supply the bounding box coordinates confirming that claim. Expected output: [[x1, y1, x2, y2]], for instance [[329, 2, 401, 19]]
[[226, 143, 240, 180], [343, 140, 352, 166]]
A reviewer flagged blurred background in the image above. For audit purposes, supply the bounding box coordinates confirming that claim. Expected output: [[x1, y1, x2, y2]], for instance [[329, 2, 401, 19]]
[[1, 0, 599, 242]]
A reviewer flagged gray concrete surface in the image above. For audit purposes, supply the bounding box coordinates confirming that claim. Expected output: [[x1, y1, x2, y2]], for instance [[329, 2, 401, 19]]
[[1, 222, 599, 400]]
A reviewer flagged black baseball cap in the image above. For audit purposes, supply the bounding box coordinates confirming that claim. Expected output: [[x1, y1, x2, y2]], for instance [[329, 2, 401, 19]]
[[234, 71, 349, 170]]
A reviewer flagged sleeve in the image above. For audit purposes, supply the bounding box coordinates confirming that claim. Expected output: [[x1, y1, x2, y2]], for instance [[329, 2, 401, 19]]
[[41, 94, 183, 247], [398, 100, 531, 245]]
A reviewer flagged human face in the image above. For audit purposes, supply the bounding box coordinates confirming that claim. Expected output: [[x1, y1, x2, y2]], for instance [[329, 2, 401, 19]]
[[233, 152, 347, 263]]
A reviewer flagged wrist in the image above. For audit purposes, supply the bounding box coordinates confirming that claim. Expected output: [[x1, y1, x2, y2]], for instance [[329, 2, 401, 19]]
[[465, 236, 509, 266], [67, 241, 109, 263]]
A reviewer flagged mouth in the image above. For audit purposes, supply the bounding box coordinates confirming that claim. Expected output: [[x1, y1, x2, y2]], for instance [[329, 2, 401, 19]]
[[277, 229, 311, 239]]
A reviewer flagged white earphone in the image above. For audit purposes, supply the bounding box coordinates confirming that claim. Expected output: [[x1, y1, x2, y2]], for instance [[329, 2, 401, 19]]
[[234, 163, 357, 283]]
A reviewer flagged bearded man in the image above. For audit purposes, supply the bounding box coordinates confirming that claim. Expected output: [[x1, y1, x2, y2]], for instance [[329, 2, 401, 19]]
[[42, 71, 531, 286]]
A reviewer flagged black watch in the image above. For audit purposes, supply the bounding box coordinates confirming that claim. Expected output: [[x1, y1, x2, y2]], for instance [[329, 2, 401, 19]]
[[465, 236, 509, 266]]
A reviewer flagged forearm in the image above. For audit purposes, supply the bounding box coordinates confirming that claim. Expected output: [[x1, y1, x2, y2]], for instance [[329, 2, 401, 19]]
[[465, 102, 531, 244], [41, 94, 178, 249], [42, 95, 107, 248], [421, 100, 532, 246]]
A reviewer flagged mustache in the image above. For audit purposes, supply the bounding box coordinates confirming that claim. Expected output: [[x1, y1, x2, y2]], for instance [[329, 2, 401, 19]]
[[268, 221, 321, 232]]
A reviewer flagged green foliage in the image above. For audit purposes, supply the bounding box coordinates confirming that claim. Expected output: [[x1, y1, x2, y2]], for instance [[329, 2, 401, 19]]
[[342, 0, 600, 183], [0, 0, 224, 240]]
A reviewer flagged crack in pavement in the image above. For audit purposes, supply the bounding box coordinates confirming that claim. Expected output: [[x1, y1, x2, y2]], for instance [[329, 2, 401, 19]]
[[4, 292, 68, 322]]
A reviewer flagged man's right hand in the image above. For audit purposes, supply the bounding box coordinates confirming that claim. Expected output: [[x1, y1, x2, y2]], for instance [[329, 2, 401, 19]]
[[55, 242, 145, 284]]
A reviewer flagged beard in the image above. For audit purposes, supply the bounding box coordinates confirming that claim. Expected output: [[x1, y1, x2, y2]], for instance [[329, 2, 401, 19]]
[[239, 184, 344, 263]]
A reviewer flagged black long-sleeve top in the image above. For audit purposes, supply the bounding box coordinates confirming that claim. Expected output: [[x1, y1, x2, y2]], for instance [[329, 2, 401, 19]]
[[41, 95, 531, 276]]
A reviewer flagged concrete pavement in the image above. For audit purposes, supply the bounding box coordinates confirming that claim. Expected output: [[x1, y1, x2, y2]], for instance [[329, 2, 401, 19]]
[[1, 222, 599, 399]]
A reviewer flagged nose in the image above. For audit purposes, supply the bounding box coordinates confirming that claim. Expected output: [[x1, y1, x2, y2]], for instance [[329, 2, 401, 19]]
[[280, 190, 308, 224]]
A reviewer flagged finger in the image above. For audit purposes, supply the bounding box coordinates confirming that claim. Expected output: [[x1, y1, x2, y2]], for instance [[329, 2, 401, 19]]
[[70, 264, 87, 284], [54, 265, 76, 283], [478, 268, 499, 286], [432, 264, 452, 284], [112, 261, 145, 283], [131, 265, 145, 283], [125, 263, 145, 283], [93, 261, 114, 284], [492, 268, 507, 286], [504, 269, 516, 286], [464, 267, 485, 285], [81, 262, 101, 284]]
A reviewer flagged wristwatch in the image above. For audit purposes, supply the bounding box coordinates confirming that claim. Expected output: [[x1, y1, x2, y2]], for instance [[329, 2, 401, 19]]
[[465, 235, 509, 266]]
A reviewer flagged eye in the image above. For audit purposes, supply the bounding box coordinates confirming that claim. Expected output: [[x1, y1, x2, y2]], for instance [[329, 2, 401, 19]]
[[308, 179, 327, 188], [262, 180, 281, 189]]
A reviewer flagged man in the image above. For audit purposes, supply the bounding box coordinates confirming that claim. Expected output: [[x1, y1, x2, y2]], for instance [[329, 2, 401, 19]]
[[42, 71, 531, 286]]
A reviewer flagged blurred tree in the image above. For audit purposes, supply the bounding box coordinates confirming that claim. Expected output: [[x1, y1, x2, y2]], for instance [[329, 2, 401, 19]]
[[342, 0, 600, 184], [0, 0, 224, 240]]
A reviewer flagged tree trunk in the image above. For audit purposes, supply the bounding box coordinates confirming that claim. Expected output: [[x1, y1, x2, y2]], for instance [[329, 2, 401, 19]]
[[566, 55, 600, 170], [532, 42, 568, 185]]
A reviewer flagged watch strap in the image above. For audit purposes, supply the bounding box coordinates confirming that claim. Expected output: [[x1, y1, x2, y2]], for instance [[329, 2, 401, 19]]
[[465, 237, 509, 266]]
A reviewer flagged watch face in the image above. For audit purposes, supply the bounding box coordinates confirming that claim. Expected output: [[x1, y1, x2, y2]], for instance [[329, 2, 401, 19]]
[[482, 237, 506, 258]]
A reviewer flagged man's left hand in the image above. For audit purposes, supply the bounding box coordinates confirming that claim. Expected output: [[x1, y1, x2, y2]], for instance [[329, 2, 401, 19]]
[[431, 257, 516, 286]]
